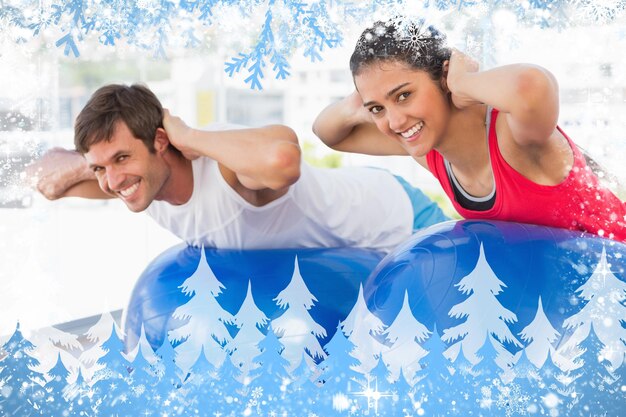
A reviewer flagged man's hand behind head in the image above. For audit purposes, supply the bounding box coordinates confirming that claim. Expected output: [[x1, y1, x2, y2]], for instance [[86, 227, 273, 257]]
[[162, 109, 200, 160]]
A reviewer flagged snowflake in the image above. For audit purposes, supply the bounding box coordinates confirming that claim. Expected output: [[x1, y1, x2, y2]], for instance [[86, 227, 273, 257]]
[[480, 385, 494, 409], [354, 20, 388, 56], [131, 384, 147, 396], [251, 386, 263, 399], [355, 34, 373, 56], [397, 20, 431, 52], [19, 382, 29, 395], [136, 0, 158, 10], [495, 382, 530, 417], [577, 0, 626, 24]]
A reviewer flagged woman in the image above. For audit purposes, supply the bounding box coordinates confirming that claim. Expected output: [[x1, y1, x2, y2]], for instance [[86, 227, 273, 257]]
[[313, 19, 626, 242]]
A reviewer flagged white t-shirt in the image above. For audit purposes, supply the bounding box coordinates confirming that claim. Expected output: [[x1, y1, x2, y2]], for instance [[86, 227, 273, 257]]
[[146, 129, 414, 253]]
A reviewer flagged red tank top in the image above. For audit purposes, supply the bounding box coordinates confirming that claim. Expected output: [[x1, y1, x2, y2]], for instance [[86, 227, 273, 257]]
[[426, 108, 626, 242]]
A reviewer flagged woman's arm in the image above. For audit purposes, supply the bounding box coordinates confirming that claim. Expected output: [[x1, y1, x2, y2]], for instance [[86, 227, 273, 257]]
[[163, 110, 301, 191], [312, 92, 408, 155], [446, 49, 559, 147]]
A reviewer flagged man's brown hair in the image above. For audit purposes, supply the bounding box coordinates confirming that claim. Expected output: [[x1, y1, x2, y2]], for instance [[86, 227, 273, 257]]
[[74, 84, 163, 154]]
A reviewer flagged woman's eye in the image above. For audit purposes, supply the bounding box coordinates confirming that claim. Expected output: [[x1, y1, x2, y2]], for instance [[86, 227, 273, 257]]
[[369, 106, 383, 115], [398, 92, 410, 101]]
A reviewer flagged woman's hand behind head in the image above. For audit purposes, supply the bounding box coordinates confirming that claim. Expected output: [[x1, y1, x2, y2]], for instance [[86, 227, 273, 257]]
[[446, 49, 481, 109]]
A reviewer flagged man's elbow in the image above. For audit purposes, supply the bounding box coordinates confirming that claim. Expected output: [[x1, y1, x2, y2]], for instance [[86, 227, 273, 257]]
[[37, 181, 65, 200], [268, 142, 302, 189]]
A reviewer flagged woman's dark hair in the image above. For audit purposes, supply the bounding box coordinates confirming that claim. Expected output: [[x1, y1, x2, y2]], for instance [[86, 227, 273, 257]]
[[350, 18, 451, 82]]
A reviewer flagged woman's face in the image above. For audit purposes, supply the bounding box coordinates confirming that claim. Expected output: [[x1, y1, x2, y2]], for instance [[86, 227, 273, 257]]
[[354, 60, 451, 158]]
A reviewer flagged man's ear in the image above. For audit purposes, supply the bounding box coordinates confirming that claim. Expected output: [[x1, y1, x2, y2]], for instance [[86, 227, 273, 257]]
[[153, 128, 170, 154], [440, 60, 450, 93]]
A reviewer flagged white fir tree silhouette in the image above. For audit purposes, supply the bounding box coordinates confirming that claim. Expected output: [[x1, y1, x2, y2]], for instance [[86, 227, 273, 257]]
[[126, 324, 159, 365], [226, 280, 269, 381], [561, 247, 626, 368], [340, 283, 388, 374], [442, 243, 522, 369], [519, 297, 561, 368], [30, 326, 82, 378], [382, 290, 430, 382], [168, 248, 234, 373], [79, 311, 124, 381], [272, 256, 327, 369]]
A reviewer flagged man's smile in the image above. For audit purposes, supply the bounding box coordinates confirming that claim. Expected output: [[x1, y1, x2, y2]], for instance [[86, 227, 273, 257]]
[[119, 180, 140, 198]]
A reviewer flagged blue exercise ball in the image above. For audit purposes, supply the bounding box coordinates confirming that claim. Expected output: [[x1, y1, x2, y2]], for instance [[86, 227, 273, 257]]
[[363, 220, 626, 415], [124, 244, 384, 372], [120, 221, 625, 416]]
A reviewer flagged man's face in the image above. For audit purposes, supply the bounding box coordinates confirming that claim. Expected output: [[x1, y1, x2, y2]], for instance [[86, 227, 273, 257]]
[[85, 122, 169, 212]]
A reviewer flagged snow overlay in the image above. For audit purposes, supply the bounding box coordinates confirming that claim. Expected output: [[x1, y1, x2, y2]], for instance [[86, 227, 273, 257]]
[[2, 0, 626, 89], [1, 244, 625, 416]]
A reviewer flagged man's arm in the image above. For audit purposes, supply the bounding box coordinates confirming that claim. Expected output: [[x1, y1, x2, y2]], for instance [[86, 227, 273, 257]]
[[163, 111, 301, 191], [26, 147, 112, 200]]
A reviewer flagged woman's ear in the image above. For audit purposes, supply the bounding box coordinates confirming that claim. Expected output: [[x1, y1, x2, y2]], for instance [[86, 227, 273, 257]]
[[153, 128, 170, 154], [440, 60, 450, 93]]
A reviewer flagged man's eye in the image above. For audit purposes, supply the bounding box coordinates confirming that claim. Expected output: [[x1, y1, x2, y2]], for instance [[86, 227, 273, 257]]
[[117, 155, 128, 163], [92, 166, 103, 173]]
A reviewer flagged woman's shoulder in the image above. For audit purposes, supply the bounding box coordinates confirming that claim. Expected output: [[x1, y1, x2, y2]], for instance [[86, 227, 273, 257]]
[[492, 110, 576, 186]]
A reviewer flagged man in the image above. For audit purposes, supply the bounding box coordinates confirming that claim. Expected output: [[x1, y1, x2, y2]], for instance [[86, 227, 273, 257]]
[[30, 84, 447, 253]]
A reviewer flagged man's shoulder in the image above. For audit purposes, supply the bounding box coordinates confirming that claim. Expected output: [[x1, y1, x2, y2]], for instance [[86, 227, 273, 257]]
[[190, 155, 217, 175], [298, 163, 399, 190]]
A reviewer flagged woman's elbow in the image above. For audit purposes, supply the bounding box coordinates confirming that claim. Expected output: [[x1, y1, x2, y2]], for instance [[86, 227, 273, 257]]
[[312, 118, 342, 150], [514, 67, 559, 135], [515, 67, 559, 115], [311, 120, 329, 145]]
